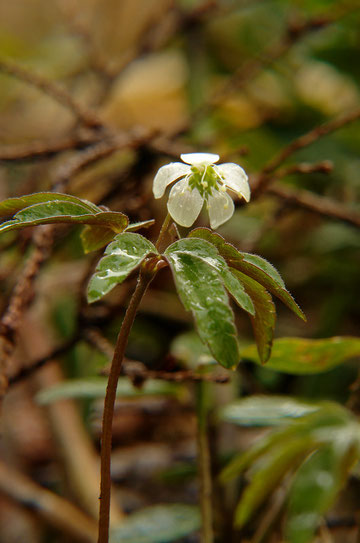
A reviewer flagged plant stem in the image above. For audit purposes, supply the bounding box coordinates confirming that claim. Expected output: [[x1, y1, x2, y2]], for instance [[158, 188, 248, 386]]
[[97, 213, 172, 543], [97, 271, 153, 543], [196, 381, 214, 543]]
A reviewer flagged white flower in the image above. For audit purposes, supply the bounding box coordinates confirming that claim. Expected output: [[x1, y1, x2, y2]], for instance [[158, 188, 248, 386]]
[[153, 152, 250, 229]]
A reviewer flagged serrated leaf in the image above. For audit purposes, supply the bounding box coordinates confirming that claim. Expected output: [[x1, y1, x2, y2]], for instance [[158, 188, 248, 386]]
[[0, 192, 99, 217], [188, 228, 305, 321], [87, 233, 158, 303], [285, 444, 358, 543], [165, 244, 240, 369], [219, 396, 318, 427], [234, 437, 316, 528], [81, 220, 155, 253], [110, 504, 200, 543], [242, 336, 360, 374], [166, 238, 254, 315], [36, 377, 183, 404], [232, 269, 275, 363]]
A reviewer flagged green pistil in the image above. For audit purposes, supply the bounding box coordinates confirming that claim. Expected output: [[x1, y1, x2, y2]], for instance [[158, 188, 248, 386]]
[[187, 165, 221, 199]]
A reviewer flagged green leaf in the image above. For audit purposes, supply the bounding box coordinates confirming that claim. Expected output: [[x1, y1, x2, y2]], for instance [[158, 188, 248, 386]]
[[0, 192, 99, 217], [87, 233, 158, 303], [219, 396, 318, 427], [81, 219, 155, 254], [110, 504, 200, 543], [188, 228, 305, 321], [166, 238, 254, 315], [285, 444, 358, 543], [234, 437, 316, 528], [0, 201, 128, 235], [242, 336, 360, 374], [170, 331, 216, 369], [36, 377, 183, 404], [165, 241, 241, 369], [232, 269, 275, 363]]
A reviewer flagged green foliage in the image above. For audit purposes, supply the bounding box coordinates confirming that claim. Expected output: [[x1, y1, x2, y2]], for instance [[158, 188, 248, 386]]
[[165, 239, 241, 369], [87, 233, 158, 303], [220, 397, 360, 540], [242, 336, 360, 374], [110, 504, 200, 543], [36, 377, 184, 404]]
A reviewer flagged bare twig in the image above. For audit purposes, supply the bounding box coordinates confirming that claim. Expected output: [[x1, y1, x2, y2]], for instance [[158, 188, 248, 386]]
[[0, 134, 101, 163], [0, 226, 54, 396], [0, 57, 102, 129], [268, 184, 360, 228], [253, 107, 360, 196], [0, 459, 97, 542]]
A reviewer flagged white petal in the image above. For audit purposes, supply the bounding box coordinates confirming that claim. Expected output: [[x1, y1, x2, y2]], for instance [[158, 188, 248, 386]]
[[153, 162, 190, 199], [217, 163, 251, 202], [167, 178, 204, 227], [180, 152, 220, 165], [207, 190, 235, 229]]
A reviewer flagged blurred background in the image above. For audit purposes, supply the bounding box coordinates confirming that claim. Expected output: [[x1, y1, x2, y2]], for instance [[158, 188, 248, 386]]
[[0, 0, 360, 542]]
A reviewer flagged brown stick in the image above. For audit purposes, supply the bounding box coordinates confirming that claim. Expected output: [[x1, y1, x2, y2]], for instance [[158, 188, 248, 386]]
[[268, 184, 360, 228], [253, 108, 360, 196], [0, 57, 102, 129], [0, 459, 97, 542]]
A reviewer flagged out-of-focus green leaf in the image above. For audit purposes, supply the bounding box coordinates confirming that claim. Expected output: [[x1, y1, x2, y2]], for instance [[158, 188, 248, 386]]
[[242, 336, 360, 374], [110, 504, 200, 543], [165, 240, 241, 369], [232, 269, 275, 363], [219, 396, 318, 427], [81, 219, 155, 253], [188, 228, 305, 321], [234, 437, 316, 528], [0, 192, 99, 217], [87, 233, 158, 303], [170, 331, 216, 369], [285, 444, 358, 543], [36, 377, 184, 404]]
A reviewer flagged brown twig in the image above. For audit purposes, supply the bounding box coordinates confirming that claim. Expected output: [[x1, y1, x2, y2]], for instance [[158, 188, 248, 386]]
[[0, 226, 54, 396], [0, 459, 97, 542], [253, 107, 360, 196], [0, 57, 102, 129], [0, 134, 101, 163], [268, 184, 360, 228]]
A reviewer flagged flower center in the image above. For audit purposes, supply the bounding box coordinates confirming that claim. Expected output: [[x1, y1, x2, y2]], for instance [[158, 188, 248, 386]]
[[187, 164, 222, 199]]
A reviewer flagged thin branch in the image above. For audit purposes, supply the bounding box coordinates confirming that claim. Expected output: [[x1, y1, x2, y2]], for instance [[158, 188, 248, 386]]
[[268, 184, 360, 228], [253, 107, 360, 196], [0, 57, 102, 129], [0, 134, 101, 163]]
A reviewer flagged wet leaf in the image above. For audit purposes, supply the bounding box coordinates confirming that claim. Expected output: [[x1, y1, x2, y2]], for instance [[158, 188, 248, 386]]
[[36, 377, 183, 404], [170, 331, 216, 369], [165, 240, 240, 369], [0, 200, 128, 234], [232, 269, 275, 363], [87, 232, 158, 303], [110, 504, 200, 543], [188, 228, 305, 321], [0, 191, 99, 217], [219, 396, 318, 427], [242, 336, 360, 374], [81, 220, 154, 253], [166, 238, 254, 315]]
